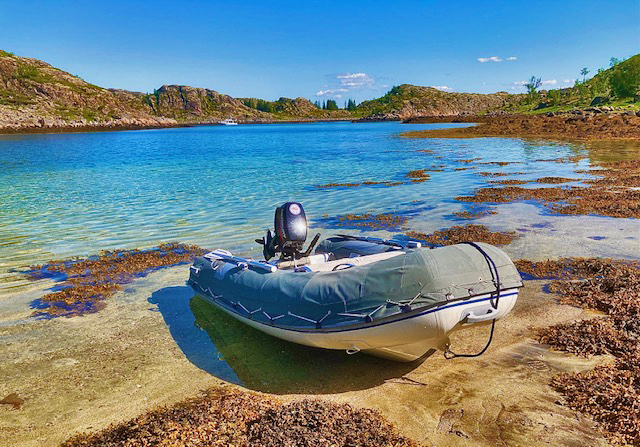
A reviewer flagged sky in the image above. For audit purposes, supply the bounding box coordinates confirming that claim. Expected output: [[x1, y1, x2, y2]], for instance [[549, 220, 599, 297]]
[[0, 0, 638, 103]]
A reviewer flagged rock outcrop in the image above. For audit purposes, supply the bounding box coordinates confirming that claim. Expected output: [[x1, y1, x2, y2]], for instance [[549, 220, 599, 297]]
[[0, 53, 177, 132], [355, 85, 522, 120]]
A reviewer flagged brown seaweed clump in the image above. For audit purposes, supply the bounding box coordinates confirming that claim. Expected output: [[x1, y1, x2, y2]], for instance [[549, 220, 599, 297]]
[[551, 352, 640, 447], [456, 183, 640, 219], [406, 224, 517, 246], [478, 161, 518, 166], [338, 213, 408, 230], [534, 177, 575, 184], [402, 114, 640, 141], [457, 158, 481, 163], [406, 169, 430, 183], [248, 399, 420, 447], [62, 387, 419, 447], [30, 242, 207, 317], [488, 179, 529, 185], [478, 171, 509, 177], [314, 180, 403, 189], [516, 257, 640, 445], [584, 160, 640, 188], [452, 207, 496, 219]]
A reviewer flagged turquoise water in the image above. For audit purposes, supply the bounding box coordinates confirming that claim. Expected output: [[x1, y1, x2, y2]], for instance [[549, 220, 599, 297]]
[[0, 121, 589, 291]]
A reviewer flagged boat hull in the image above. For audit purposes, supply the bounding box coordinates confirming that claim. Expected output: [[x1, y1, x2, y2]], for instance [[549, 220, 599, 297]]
[[194, 288, 519, 362]]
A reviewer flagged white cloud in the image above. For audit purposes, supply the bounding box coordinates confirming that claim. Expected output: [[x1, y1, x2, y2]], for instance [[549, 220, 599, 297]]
[[315, 72, 384, 98], [478, 56, 503, 63], [336, 72, 375, 88], [478, 55, 517, 63], [431, 85, 453, 91], [563, 78, 575, 84], [316, 88, 349, 96], [337, 73, 368, 79], [541, 79, 558, 85], [512, 80, 528, 85]]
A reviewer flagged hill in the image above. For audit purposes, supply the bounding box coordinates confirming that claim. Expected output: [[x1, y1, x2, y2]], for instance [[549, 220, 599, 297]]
[[509, 54, 640, 114], [0, 51, 353, 132], [354, 84, 522, 120], [0, 50, 530, 133]]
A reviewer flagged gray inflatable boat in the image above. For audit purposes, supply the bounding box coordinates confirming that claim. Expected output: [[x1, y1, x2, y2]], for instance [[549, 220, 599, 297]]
[[188, 203, 523, 361]]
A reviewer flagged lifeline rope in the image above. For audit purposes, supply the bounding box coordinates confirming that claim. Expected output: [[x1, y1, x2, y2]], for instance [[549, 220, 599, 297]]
[[444, 242, 502, 359]]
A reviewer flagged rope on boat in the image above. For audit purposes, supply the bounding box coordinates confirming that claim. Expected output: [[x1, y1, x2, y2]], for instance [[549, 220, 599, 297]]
[[444, 241, 502, 360], [288, 310, 332, 329]]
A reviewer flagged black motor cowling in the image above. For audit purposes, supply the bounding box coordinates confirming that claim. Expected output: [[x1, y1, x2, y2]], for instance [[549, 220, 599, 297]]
[[261, 202, 309, 260], [275, 202, 307, 251]]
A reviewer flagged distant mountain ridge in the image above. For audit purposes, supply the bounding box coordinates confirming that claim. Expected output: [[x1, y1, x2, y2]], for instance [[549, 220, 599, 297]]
[[0, 50, 520, 133]]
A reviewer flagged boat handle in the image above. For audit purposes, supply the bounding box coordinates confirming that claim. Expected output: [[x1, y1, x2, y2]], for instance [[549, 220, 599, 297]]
[[463, 307, 497, 324], [332, 263, 355, 271]]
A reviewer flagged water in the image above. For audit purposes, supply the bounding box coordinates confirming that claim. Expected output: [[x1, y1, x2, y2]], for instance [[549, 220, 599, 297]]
[[0, 122, 593, 288], [1, 121, 639, 415]]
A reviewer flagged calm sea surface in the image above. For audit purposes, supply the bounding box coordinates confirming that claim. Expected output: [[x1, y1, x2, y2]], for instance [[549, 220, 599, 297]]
[[0, 121, 592, 291]]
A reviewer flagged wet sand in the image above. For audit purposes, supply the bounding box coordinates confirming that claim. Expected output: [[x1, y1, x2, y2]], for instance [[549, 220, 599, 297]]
[[0, 253, 615, 446]]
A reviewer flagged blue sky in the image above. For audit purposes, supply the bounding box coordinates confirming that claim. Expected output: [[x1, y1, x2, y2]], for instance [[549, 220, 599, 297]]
[[1, 0, 638, 103]]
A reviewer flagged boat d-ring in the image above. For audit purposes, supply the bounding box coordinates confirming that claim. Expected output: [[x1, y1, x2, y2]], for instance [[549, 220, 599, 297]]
[[333, 263, 355, 271], [346, 346, 361, 355]]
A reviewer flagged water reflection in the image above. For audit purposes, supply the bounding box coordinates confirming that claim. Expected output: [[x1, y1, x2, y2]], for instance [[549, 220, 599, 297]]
[[152, 290, 423, 394], [147, 286, 241, 384]]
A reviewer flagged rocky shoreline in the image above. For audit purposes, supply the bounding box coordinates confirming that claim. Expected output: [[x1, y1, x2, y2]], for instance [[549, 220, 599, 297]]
[[402, 112, 640, 140]]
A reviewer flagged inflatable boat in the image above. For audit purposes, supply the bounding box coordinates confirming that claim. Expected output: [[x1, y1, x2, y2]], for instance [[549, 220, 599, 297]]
[[188, 202, 523, 362]]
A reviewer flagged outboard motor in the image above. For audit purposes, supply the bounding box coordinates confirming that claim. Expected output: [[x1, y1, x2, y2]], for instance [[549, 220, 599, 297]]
[[258, 202, 320, 261]]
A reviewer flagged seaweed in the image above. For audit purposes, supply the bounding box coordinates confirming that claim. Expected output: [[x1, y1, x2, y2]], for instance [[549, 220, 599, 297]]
[[406, 224, 517, 246], [29, 242, 207, 317], [516, 257, 640, 445], [62, 387, 419, 447]]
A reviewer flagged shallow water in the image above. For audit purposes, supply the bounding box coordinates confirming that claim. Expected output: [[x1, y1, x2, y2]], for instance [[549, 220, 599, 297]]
[[0, 122, 599, 292], [1, 123, 639, 446]]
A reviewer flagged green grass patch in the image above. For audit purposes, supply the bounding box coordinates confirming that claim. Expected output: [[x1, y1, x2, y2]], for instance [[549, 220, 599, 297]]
[[82, 109, 97, 122], [0, 88, 34, 106], [13, 64, 54, 83], [0, 50, 15, 57]]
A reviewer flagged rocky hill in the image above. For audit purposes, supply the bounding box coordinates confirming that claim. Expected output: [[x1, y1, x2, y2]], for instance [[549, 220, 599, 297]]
[[0, 51, 350, 132], [0, 50, 526, 133], [354, 84, 522, 120], [0, 51, 178, 131]]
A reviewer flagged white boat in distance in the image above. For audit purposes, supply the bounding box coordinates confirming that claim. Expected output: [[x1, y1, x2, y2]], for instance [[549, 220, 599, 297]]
[[219, 118, 238, 125]]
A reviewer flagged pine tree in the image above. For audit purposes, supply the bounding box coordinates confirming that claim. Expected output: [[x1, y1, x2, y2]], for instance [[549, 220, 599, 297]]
[[326, 99, 338, 110]]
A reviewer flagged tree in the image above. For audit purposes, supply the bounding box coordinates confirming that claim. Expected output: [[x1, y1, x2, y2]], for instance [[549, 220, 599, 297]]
[[580, 67, 589, 82], [322, 100, 326, 110], [326, 99, 338, 110], [609, 59, 640, 98], [346, 98, 357, 111], [524, 76, 542, 103], [313, 100, 321, 109], [610, 57, 621, 68]]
